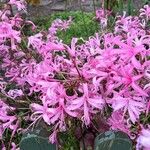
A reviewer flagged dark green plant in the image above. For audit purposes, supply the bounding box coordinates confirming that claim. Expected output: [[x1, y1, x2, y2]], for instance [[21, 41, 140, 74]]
[[103, 0, 136, 15], [20, 133, 56, 150], [19, 121, 56, 150], [94, 131, 132, 150], [143, 0, 150, 4], [127, 0, 134, 15], [33, 11, 99, 44]]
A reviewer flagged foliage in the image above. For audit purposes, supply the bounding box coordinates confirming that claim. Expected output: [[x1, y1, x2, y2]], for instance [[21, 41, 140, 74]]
[[33, 11, 99, 44], [20, 134, 56, 150], [94, 131, 132, 150]]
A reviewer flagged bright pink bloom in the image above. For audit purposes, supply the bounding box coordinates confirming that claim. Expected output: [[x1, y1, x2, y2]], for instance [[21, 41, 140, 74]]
[[69, 83, 104, 125], [108, 111, 131, 136], [112, 95, 145, 123]]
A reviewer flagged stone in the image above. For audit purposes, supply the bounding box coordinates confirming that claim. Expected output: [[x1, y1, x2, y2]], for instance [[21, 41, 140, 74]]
[[51, 1, 66, 11], [51, 0, 80, 11], [38, 0, 52, 6]]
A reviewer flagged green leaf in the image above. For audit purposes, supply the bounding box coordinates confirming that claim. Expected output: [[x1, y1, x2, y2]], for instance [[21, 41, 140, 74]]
[[94, 130, 132, 150], [118, 0, 124, 13], [144, 0, 150, 5], [20, 133, 56, 150], [127, 0, 134, 15], [19, 121, 56, 150]]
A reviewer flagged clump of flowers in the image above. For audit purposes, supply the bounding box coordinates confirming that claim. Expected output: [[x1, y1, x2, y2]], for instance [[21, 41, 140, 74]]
[[95, 8, 111, 28], [137, 127, 150, 150], [0, 1, 150, 149]]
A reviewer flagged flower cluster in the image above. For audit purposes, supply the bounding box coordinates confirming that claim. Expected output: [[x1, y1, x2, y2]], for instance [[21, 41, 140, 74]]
[[0, 1, 150, 149], [136, 126, 150, 150], [0, 99, 19, 150], [95, 8, 111, 28]]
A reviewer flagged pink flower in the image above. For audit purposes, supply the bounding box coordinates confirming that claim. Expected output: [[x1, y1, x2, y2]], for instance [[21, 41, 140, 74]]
[[11, 142, 20, 150], [113, 39, 144, 69], [137, 127, 150, 150], [65, 38, 78, 57], [2, 144, 6, 150], [30, 86, 77, 129], [7, 89, 23, 98], [69, 83, 104, 125], [30, 102, 55, 125], [28, 33, 43, 49], [49, 130, 57, 144], [50, 17, 72, 31], [95, 8, 111, 28], [48, 17, 72, 40], [116, 65, 148, 97], [9, 0, 26, 11], [140, 5, 150, 20], [5, 67, 20, 81], [0, 99, 18, 139], [0, 22, 21, 48], [96, 8, 111, 20], [41, 42, 65, 53], [112, 95, 145, 123], [49, 98, 77, 129], [108, 111, 131, 136]]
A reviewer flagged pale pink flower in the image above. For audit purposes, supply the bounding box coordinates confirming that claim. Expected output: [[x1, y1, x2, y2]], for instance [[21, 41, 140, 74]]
[[0, 99, 18, 139], [95, 8, 111, 28], [112, 95, 145, 123], [50, 17, 72, 31], [49, 130, 57, 144], [69, 83, 104, 125], [96, 8, 111, 20], [140, 5, 150, 20], [28, 33, 43, 49], [108, 111, 131, 136], [137, 127, 150, 150], [30, 102, 55, 125], [9, 0, 26, 11], [7, 89, 23, 98], [0, 22, 21, 45], [11, 142, 20, 150]]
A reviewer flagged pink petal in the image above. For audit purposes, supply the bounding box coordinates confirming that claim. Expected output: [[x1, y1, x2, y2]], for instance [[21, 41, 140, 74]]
[[132, 82, 148, 97]]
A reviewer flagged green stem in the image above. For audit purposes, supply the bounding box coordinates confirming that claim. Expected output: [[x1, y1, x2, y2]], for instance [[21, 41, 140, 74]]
[[119, 0, 124, 14], [127, 0, 134, 15], [79, 0, 89, 37], [92, 0, 96, 13]]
